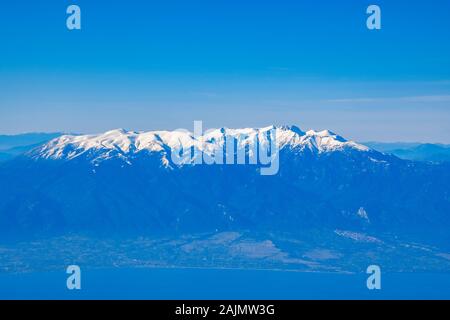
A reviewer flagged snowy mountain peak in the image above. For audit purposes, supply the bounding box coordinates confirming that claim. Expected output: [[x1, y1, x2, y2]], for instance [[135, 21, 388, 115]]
[[280, 125, 304, 135], [103, 128, 130, 135]]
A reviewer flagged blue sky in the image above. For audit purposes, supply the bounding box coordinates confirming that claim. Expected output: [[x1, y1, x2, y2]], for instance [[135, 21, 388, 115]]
[[1, 0, 450, 142]]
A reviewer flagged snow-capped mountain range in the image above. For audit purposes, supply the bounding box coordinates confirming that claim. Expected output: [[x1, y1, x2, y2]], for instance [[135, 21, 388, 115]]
[[31, 126, 369, 166]]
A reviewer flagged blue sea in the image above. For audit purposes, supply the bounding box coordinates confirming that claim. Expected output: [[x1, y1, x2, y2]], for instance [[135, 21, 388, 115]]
[[1, 268, 450, 300]]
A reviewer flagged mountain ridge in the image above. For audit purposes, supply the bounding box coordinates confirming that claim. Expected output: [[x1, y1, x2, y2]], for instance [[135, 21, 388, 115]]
[[28, 126, 370, 166]]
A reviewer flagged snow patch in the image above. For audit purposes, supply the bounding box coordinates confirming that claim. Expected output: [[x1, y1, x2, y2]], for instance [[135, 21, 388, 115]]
[[334, 230, 382, 244]]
